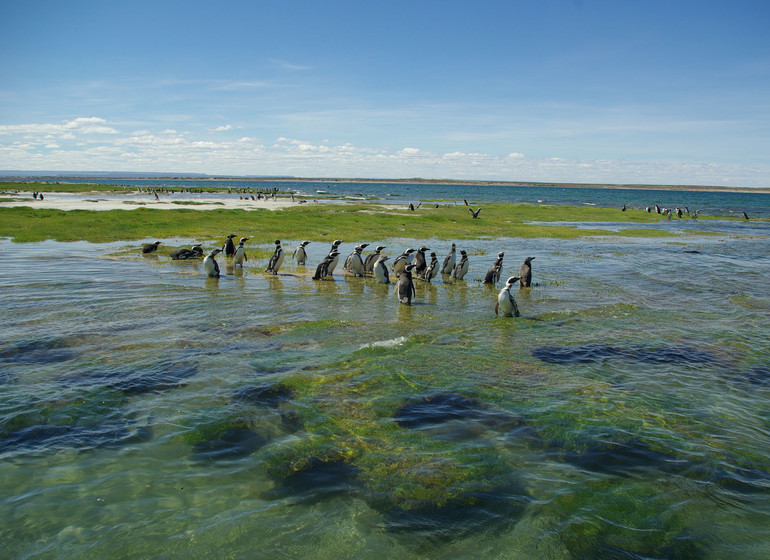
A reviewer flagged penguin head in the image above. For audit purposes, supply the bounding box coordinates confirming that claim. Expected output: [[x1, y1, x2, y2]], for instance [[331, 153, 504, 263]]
[[506, 276, 520, 285], [524, 256, 535, 264], [333, 240, 343, 246], [378, 255, 390, 262], [359, 243, 369, 249], [376, 245, 386, 251], [406, 248, 416, 254], [239, 237, 249, 243], [420, 246, 430, 252], [274, 239, 281, 245], [227, 234, 236, 239], [498, 251, 504, 258], [301, 241, 311, 246], [209, 248, 223, 256], [404, 265, 415, 274]]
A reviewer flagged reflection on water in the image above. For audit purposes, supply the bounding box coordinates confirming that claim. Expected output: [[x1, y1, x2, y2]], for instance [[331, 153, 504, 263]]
[[1, 226, 770, 559]]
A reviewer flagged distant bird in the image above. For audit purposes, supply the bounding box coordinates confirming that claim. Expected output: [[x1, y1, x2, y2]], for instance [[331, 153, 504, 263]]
[[452, 250, 469, 280], [234, 237, 249, 267], [409, 203, 415, 211], [441, 243, 457, 275], [142, 241, 162, 254], [364, 245, 386, 274], [392, 248, 416, 277], [743, 211, 750, 220], [292, 241, 311, 265], [373, 254, 390, 284], [495, 276, 521, 317], [394, 264, 416, 305], [222, 234, 237, 257], [204, 248, 222, 278], [265, 239, 285, 274], [518, 257, 535, 288], [170, 244, 203, 260], [621, 204, 626, 211], [468, 208, 482, 219], [313, 251, 339, 280], [483, 251, 505, 285], [464, 199, 469, 206]]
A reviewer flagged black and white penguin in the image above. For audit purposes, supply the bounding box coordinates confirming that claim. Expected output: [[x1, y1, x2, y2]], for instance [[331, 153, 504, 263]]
[[413, 246, 430, 277], [452, 250, 469, 280], [313, 251, 339, 280], [234, 237, 249, 268], [441, 243, 457, 275], [142, 241, 162, 254], [373, 254, 390, 284], [495, 276, 521, 317], [483, 251, 505, 285], [292, 241, 311, 265], [344, 244, 369, 277], [420, 252, 439, 283], [265, 239, 285, 275], [326, 240, 344, 274], [364, 245, 386, 273], [392, 248, 416, 277], [204, 248, 223, 278], [394, 264, 416, 305], [223, 234, 237, 257], [518, 256, 535, 288], [170, 244, 203, 260]]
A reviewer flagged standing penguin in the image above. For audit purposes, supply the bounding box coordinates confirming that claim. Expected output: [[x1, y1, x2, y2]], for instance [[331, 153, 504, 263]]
[[313, 251, 339, 280], [265, 240, 285, 275], [326, 240, 344, 274], [420, 252, 439, 283], [373, 254, 390, 284], [292, 241, 311, 265], [413, 246, 430, 277], [452, 250, 469, 280], [495, 276, 521, 317], [222, 234, 237, 257], [394, 264, 416, 305], [441, 243, 457, 275], [204, 248, 223, 278], [518, 257, 535, 288], [483, 251, 505, 285], [142, 241, 162, 254], [233, 237, 249, 268], [392, 248, 416, 277], [364, 245, 386, 273], [344, 243, 369, 276]]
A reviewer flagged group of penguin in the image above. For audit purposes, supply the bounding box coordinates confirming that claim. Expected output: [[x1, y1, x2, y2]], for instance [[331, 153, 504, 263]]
[[144, 235, 536, 317]]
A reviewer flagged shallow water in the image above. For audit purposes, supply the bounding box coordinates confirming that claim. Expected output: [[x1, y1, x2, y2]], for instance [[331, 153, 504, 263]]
[[1, 219, 770, 558]]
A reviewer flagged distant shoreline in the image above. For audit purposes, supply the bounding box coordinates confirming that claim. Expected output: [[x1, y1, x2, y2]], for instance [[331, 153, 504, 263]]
[[2, 175, 769, 194]]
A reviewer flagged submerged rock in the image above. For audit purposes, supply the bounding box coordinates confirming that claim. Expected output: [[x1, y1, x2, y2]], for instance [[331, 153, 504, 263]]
[[59, 359, 199, 395], [743, 365, 770, 385], [532, 343, 718, 365], [191, 426, 267, 462], [558, 436, 688, 476], [232, 384, 295, 408], [0, 337, 79, 364]]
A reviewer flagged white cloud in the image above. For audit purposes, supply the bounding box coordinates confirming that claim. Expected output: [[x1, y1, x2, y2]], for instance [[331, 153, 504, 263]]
[[212, 125, 232, 132]]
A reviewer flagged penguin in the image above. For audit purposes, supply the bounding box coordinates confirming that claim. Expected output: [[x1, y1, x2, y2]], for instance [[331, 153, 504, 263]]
[[292, 241, 311, 265], [204, 248, 222, 278], [170, 243, 203, 260], [223, 234, 237, 257], [344, 244, 369, 277], [420, 252, 439, 283], [233, 237, 249, 268], [394, 264, 416, 305], [483, 251, 505, 285], [495, 276, 521, 317], [373, 254, 390, 284], [313, 251, 339, 280], [392, 248, 416, 277], [468, 208, 482, 219], [364, 245, 386, 273], [518, 257, 535, 288], [441, 243, 457, 275], [452, 250, 469, 280], [142, 241, 162, 254], [265, 239, 285, 274], [326, 240, 344, 274], [743, 211, 750, 220], [413, 246, 430, 277]]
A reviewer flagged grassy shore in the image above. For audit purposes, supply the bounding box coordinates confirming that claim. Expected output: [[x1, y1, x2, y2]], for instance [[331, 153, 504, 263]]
[[0, 202, 714, 245]]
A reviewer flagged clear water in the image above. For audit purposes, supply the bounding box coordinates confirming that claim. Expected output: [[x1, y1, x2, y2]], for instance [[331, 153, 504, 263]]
[[1, 207, 769, 558]]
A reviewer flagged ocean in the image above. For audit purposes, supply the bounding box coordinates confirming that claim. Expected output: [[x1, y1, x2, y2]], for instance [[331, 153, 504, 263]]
[[1, 181, 769, 559]]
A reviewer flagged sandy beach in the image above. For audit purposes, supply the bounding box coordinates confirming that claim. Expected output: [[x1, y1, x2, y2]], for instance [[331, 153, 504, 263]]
[[0, 190, 302, 211]]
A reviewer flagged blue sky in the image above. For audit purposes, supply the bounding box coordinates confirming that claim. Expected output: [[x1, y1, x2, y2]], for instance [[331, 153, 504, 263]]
[[1, 0, 769, 186]]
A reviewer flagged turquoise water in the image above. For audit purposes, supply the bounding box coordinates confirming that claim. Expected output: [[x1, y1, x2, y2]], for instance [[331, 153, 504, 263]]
[[1, 210, 770, 558]]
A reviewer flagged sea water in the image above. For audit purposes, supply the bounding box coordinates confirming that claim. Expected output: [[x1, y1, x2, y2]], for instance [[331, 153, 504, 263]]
[[1, 188, 769, 559]]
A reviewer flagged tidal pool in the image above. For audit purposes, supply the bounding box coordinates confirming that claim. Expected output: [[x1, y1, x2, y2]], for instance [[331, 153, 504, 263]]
[[1, 229, 769, 559]]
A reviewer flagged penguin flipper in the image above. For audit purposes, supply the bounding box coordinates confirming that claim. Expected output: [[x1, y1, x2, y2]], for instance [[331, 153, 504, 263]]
[[495, 301, 499, 316]]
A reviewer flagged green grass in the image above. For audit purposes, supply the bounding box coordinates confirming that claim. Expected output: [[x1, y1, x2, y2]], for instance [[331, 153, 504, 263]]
[[0, 181, 130, 194], [0, 202, 718, 244]]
